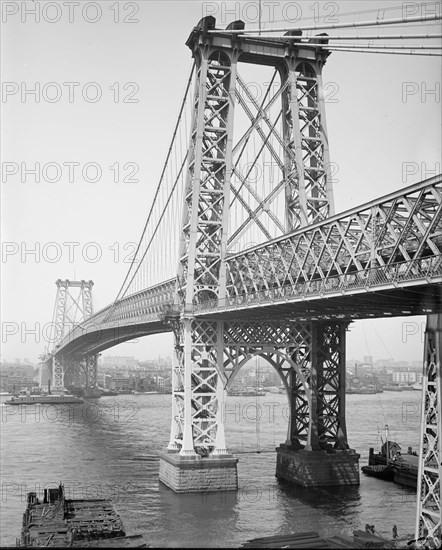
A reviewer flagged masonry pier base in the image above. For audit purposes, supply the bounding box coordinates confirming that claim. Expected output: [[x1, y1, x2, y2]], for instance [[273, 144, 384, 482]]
[[275, 445, 360, 487], [159, 451, 238, 493]]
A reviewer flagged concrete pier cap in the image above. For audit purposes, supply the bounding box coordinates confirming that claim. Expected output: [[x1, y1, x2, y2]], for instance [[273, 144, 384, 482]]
[[159, 451, 239, 493], [276, 445, 361, 487]]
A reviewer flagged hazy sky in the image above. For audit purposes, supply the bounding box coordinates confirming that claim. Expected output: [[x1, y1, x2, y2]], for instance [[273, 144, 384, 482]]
[[1, 0, 441, 364]]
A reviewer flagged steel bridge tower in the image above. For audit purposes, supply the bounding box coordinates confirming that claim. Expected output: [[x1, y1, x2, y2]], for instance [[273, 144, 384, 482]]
[[46, 279, 97, 393], [159, 17, 359, 493], [416, 314, 442, 543]]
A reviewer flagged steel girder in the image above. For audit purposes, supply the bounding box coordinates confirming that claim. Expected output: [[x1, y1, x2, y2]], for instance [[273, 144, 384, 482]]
[[167, 319, 228, 455], [209, 176, 442, 309], [53, 282, 68, 343], [49, 279, 95, 389], [226, 56, 333, 249], [82, 355, 98, 389], [102, 279, 176, 325], [166, 318, 348, 453], [280, 59, 334, 229], [52, 279, 94, 344], [62, 357, 79, 387], [52, 356, 64, 391], [415, 314, 442, 544], [51, 355, 96, 390], [171, 27, 239, 456], [167, 17, 336, 458], [53, 178, 442, 358], [223, 319, 347, 449], [53, 279, 175, 356], [309, 321, 348, 450], [73, 363, 82, 387], [176, 49, 236, 309]]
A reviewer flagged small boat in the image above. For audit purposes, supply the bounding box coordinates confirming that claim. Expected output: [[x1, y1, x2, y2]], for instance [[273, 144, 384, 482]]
[[99, 389, 119, 396], [347, 386, 378, 394], [228, 389, 266, 396], [362, 425, 396, 481], [382, 384, 407, 391]]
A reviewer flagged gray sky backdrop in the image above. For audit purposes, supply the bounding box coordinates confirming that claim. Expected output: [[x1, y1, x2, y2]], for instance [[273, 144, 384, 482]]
[[1, 0, 441, 364]]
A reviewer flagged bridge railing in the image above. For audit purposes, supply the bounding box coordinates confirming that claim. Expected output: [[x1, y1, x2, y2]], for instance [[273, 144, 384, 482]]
[[195, 254, 442, 313], [224, 176, 442, 299], [53, 279, 176, 353]]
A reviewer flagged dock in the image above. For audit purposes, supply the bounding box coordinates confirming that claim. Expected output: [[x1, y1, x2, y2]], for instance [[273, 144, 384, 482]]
[[17, 485, 146, 548]]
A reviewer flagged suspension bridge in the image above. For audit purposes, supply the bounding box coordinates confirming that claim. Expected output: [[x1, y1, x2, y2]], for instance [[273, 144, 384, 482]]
[[39, 15, 442, 541]]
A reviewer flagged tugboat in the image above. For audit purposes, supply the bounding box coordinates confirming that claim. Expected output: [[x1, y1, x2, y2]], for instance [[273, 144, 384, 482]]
[[361, 462, 395, 481], [361, 425, 395, 481], [362, 425, 418, 488]]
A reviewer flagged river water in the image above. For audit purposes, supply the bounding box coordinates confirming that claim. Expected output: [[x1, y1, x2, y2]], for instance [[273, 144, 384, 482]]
[[0, 390, 421, 547]]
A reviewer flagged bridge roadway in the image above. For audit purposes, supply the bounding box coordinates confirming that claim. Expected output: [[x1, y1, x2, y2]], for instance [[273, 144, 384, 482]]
[[54, 175, 442, 358]]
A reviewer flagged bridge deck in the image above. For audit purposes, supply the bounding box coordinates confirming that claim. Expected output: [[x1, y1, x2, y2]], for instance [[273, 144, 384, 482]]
[[53, 176, 442, 358]]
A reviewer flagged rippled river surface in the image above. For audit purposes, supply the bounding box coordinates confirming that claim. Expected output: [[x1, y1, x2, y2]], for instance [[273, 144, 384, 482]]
[[0, 390, 421, 547]]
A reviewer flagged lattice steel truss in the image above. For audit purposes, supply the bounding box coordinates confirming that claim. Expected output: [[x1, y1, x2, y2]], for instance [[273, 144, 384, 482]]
[[167, 318, 348, 454], [168, 319, 227, 455], [50, 279, 95, 390], [310, 322, 348, 449], [52, 279, 94, 344], [177, 47, 237, 308], [223, 176, 442, 301], [281, 60, 334, 229], [63, 357, 81, 387], [82, 355, 98, 389], [416, 314, 442, 543], [168, 16, 338, 458], [53, 356, 64, 391], [222, 319, 313, 447]]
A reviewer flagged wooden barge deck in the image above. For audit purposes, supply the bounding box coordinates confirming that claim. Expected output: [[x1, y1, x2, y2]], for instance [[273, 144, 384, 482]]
[[242, 530, 405, 549], [17, 485, 146, 547]]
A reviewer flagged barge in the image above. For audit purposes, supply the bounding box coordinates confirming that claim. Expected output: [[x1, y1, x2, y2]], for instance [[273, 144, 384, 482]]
[[17, 484, 146, 547], [241, 529, 399, 548], [5, 393, 83, 406], [365, 445, 418, 489]]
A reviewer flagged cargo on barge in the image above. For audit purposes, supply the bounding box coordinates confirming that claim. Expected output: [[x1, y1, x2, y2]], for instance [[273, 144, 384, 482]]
[[17, 484, 146, 548]]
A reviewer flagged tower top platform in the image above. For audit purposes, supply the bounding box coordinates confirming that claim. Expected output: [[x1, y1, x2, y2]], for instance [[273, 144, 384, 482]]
[[186, 16, 331, 66]]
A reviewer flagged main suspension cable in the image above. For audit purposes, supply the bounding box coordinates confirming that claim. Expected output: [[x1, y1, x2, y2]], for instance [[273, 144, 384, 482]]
[[114, 62, 195, 303]]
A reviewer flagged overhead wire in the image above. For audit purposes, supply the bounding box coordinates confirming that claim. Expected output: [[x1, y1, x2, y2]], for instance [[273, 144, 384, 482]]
[[211, 14, 442, 34], [114, 62, 195, 303], [264, 2, 440, 26], [319, 47, 441, 56], [112, 14, 439, 305], [241, 40, 441, 50], [121, 153, 189, 296], [298, 33, 442, 40]]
